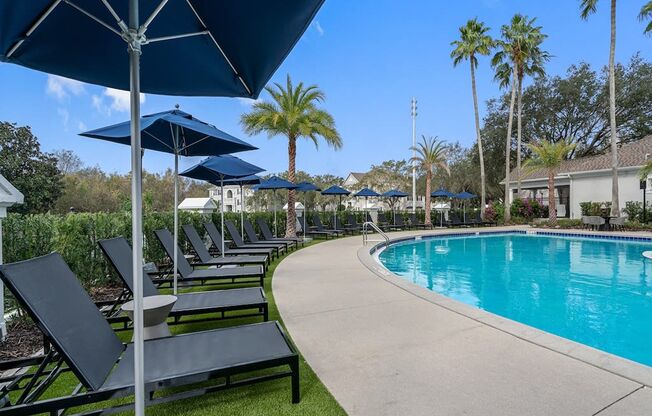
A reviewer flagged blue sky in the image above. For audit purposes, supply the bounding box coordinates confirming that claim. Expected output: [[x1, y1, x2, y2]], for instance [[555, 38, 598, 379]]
[[1, 0, 650, 178]]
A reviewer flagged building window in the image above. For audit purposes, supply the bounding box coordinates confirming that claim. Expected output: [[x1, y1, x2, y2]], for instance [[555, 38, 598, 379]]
[[227, 190, 233, 199]]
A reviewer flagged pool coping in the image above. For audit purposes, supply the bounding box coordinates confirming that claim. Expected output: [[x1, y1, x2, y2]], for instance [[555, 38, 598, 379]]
[[357, 227, 652, 388]]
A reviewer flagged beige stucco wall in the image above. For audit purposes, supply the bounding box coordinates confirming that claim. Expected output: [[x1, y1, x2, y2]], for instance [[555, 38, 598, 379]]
[[569, 169, 645, 219]]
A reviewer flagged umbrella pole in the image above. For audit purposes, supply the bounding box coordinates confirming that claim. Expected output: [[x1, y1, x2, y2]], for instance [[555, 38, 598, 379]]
[[240, 184, 244, 238], [173, 149, 178, 295], [220, 178, 225, 258], [274, 189, 277, 237], [128, 1, 145, 414], [304, 192, 308, 237]]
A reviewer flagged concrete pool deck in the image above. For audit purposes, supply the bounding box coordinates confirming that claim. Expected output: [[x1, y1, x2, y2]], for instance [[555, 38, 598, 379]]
[[273, 226, 652, 416]]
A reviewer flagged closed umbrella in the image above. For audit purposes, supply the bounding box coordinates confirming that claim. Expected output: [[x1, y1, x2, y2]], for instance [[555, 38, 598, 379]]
[[321, 185, 351, 229], [220, 175, 262, 238], [456, 191, 477, 224], [81, 108, 256, 295], [354, 188, 380, 222], [295, 182, 321, 237], [256, 176, 298, 237], [0, 2, 324, 411], [180, 156, 264, 258], [382, 189, 409, 225], [431, 188, 455, 227]]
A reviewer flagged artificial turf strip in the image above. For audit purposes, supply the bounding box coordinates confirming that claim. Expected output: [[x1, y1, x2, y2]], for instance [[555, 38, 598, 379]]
[[25, 240, 346, 416]]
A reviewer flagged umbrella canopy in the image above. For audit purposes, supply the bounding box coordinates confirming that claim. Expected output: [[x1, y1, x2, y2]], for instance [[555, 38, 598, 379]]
[[180, 156, 263, 260], [0, 1, 324, 97], [80, 108, 256, 295], [220, 175, 261, 237], [382, 189, 409, 198], [456, 191, 477, 199], [432, 188, 456, 198], [354, 188, 380, 198], [255, 176, 297, 237], [321, 185, 351, 195]]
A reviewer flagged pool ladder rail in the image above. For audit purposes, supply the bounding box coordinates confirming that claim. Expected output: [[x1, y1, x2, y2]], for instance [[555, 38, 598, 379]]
[[362, 221, 390, 246]]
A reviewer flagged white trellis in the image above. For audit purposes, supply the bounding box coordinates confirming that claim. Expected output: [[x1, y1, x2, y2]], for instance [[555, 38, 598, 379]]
[[0, 174, 24, 341]]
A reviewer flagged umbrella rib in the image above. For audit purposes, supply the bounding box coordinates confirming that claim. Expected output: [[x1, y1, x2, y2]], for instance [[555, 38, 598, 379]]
[[178, 135, 212, 154], [143, 130, 175, 152], [147, 31, 209, 44], [7, 0, 64, 58], [63, 0, 123, 38], [99, 0, 128, 33], [139, 0, 170, 36], [185, 0, 253, 96]]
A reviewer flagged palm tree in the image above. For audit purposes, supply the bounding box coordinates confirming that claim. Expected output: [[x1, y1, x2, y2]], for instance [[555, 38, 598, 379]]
[[451, 18, 494, 219], [410, 136, 450, 226], [492, 15, 549, 222], [640, 159, 652, 180], [241, 75, 341, 237], [523, 139, 575, 226], [641, 2, 652, 33], [580, 0, 620, 216]]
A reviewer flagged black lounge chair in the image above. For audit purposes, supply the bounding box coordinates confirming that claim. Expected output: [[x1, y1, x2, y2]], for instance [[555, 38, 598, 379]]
[[243, 220, 296, 251], [335, 217, 358, 235], [408, 213, 430, 230], [98, 237, 269, 328], [0, 253, 299, 414], [446, 213, 465, 227], [153, 229, 265, 287], [393, 215, 408, 230], [346, 214, 364, 232], [296, 216, 333, 239], [256, 218, 305, 247], [474, 211, 496, 227], [181, 224, 269, 271], [311, 213, 343, 237], [224, 220, 286, 256], [203, 222, 276, 259]]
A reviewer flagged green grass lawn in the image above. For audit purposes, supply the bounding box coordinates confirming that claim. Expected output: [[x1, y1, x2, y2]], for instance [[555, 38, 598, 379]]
[[18, 240, 346, 416]]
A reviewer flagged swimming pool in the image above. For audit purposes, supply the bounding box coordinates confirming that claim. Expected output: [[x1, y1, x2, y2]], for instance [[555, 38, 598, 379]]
[[378, 232, 652, 367]]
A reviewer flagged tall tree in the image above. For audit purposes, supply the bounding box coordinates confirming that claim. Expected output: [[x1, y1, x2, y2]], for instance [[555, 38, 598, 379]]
[[523, 139, 575, 226], [0, 122, 63, 214], [641, 2, 652, 33], [451, 18, 494, 219], [410, 136, 450, 226], [580, 0, 620, 216], [52, 149, 83, 175], [241, 75, 341, 237]]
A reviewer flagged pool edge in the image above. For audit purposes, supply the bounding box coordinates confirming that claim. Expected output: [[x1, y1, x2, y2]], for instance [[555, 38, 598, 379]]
[[357, 228, 652, 388]]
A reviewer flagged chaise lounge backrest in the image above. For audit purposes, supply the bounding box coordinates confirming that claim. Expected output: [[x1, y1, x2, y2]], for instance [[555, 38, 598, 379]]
[[0, 253, 124, 391], [224, 220, 246, 246], [153, 229, 194, 278], [98, 237, 159, 297], [257, 218, 275, 240], [243, 220, 261, 243], [203, 222, 226, 253], [181, 224, 213, 263]]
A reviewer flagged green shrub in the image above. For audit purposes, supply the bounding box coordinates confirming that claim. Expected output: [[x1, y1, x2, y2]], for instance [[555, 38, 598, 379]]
[[623, 201, 652, 223], [579, 201, 611, 216]]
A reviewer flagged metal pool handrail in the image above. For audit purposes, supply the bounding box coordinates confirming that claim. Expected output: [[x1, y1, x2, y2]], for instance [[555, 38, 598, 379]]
[[362, 221, 389, 246]]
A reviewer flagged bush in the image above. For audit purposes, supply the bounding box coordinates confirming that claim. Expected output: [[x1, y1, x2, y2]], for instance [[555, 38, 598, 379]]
[[623, 201, 652, 223], [510, 198, 545, 220], [579, 201, 611, 216]]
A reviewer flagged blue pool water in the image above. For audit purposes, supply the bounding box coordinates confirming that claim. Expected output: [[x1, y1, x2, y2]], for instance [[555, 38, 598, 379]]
[[378, 232, 652, 367]]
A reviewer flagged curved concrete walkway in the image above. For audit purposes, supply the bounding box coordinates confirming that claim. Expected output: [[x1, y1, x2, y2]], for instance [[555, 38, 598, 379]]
[[274, 229, 652, 416]]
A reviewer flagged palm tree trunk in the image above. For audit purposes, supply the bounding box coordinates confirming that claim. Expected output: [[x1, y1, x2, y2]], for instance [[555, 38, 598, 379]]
[[609, 0, 620, 216], [548, 170, 557, 226], [286, 136, 297, 237], [425, 170, 432, 225], [516, 74, 523, 196], [470, 60, 486, 218], [504, 67, 517, 223]]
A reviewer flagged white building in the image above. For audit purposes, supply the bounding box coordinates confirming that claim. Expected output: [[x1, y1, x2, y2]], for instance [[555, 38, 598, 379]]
[[178, 197, 217, 214], [0, 173, 24, 340], [208, 185, 255, 213], [503, 136, 652, 219]]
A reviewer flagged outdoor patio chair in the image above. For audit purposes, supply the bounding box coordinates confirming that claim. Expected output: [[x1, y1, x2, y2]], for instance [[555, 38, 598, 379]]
[[224, 220, 286, 256], [345, 214, 363, 231], [243, 220, 296, 251], [610, 216, 625, 231], [0, 253, 299, 415], [296, 216, 333, 239], [311, 213, 344, 237], [408, 213, 430, 230], [581, 216, 591, 230], [154, 229, 265, 288], [335, 217, 358, 234], [587, 215, 606, 231], [181, 224, 269, 271], [99, 237, 269, 328], [475, 211, 496, 226], [203, 222, 277, 260], [256, 217, 305, 247]]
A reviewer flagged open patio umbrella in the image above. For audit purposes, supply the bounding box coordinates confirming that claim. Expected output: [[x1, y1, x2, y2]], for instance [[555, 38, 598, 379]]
[[255, 176, 298, 237], [431, 189, 455, 227], [296, 182, 321, 237], [221, 175, 262, 238], [355, 188, 380, 222], [0, 2, 324, 411], [321, 185, 351, 229], [382, 189, 409, 225], [81, 108, 256, 295], [456, 191, 477, 223], [180, 156, 264, 258]]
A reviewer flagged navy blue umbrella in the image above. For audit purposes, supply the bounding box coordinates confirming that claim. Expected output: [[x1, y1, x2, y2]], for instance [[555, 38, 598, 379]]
[[1, 2, 323, 411], [181, 156, 263, 258], [456, 191, 477, 223], [221, 175, 262, 237], [81, 108, 256, 294], [354, 188, 380, 222], [295, 182, 321, 236], [255, 176, 298, 237], [382, 189, 409, 225], [321, 185, 351, 229]]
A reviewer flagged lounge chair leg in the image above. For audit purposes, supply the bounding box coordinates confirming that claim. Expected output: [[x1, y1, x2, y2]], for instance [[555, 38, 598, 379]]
[[290, 356, 300, 403], [263, 305, 269, 321]]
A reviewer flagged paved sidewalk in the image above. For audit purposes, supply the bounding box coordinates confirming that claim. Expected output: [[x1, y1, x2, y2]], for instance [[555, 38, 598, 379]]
[[274, 229, 652, 416]]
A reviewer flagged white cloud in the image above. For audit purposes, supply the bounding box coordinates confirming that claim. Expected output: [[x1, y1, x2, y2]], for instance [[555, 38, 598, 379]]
[[236, 97, 264, 107], [92, 88, 146, 115], [77, 121, 87, 132], [312, 20, 324, 36], [57, 107, 70, 129], [46, 75, 85, 101]]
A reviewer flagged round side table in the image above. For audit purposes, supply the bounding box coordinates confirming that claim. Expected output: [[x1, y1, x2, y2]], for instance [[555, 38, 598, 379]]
[[121, 295, 177, 341]]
